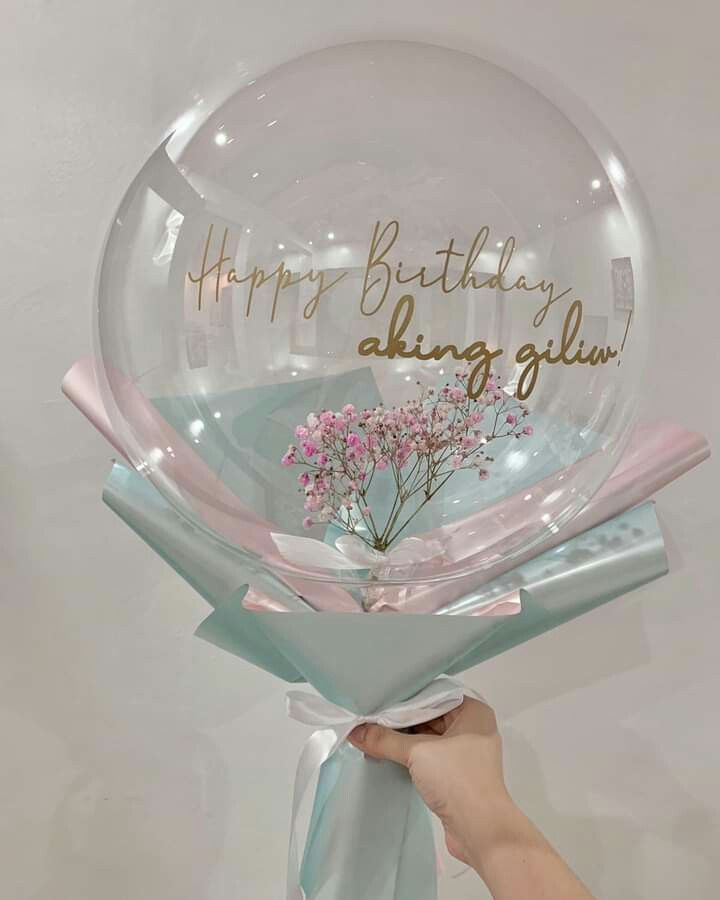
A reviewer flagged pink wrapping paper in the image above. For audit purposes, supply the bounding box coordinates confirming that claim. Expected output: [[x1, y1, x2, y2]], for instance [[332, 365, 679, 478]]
[[381, 420, 710, 613], [64, 358, 709, 616], [62, 358, 359, 612]]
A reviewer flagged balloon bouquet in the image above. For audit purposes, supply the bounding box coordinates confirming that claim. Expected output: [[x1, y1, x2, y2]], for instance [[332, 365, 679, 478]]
[[64, 42, 708, 900]]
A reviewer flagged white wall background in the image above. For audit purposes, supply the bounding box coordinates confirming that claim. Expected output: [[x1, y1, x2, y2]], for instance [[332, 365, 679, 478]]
[[1, 2, 718, 898]]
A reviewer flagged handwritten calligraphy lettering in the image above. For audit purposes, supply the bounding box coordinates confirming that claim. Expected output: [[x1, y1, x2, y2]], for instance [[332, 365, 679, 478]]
[[514, 300, 618, 400], [185, 220, 632, 400], [360, 219, 573, 323], [358, 294, 503, 398], [187, 225, 346, 321]]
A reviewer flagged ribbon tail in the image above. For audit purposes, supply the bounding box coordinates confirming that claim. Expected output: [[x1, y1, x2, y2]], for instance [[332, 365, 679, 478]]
[[271, 533, 356, 570], [286, 727, 352, 900], [387, 537, 445, 567], [283, 678, 473, 899], [334, 534, 388, 567]]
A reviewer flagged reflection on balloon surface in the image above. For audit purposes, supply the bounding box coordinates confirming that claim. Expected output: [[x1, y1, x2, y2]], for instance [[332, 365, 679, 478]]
[[96, 41, 653, 587]]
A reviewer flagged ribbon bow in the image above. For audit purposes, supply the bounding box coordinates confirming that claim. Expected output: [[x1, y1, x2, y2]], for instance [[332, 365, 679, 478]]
[[284, 676, 467, 900], [271, 532, 445, 572]]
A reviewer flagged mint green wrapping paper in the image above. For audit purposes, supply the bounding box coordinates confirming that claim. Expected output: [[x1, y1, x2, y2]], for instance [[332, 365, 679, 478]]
[[151, 367, 383, 532], [446, 499, 667, 669], [102, 461, 668, 899], [298, 743, 437, 900], [104, 462, 306, 680]]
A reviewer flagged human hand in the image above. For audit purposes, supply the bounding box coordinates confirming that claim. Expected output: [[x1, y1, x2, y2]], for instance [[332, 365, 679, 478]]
[[348, 696, 510, 867], [348, 697, 595, 899]]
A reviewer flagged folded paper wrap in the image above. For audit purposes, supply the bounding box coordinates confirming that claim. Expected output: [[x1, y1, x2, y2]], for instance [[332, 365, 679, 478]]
[[285, 676, 472, 900], [102, 461, 669, 898]]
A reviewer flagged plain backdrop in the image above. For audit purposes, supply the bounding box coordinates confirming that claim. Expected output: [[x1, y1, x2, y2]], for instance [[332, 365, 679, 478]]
[[1, 1, 719, 898]]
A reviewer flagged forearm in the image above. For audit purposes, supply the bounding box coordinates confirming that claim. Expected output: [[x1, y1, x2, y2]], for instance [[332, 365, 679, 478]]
[[349, 702, 593, 897], [463, 797, 595, 900]]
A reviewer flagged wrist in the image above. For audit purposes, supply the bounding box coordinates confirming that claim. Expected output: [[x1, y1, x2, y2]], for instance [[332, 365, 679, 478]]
[[458, 790, 527, 873]]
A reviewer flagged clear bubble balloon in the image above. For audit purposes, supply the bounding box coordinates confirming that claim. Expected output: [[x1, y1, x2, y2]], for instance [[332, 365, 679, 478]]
[[96, 41, 653, 594]]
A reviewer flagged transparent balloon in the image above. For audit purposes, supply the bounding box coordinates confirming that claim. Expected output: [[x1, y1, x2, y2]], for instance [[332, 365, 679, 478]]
[[96, 41, 654, 602]]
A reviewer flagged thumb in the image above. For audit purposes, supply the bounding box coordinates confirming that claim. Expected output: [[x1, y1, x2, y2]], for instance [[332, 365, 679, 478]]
[[348, 723, 435, 766]]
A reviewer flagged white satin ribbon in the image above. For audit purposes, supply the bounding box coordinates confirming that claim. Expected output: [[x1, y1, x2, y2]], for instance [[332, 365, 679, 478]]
[[284, 676, 468, 900], [271, 532, 445, 572]]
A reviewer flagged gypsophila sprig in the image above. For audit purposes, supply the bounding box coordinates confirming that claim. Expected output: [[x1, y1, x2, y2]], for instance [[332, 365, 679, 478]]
[[281, 369, 532, 552]]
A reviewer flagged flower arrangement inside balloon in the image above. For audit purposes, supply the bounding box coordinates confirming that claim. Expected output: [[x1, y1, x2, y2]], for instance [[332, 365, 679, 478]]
[[280, 367, 532, 575], [89, 37, 657, 620]]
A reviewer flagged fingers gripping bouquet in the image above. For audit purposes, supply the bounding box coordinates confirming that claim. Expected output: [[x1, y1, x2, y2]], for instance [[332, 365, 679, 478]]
[[63, 39, 710, 900]]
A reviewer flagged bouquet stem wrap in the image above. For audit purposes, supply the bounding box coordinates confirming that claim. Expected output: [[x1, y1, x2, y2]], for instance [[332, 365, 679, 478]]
[[300, 745, 436, 900], [251, 613, 500, 900], [286, 677, 469, 899]]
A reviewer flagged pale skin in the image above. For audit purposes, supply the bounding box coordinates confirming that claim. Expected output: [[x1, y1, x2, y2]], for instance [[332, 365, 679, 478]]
[[348, 697, 595, 900]]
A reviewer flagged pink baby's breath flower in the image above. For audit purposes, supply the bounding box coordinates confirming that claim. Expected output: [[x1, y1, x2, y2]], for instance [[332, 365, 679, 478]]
[[284, 369, 531, 558]]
